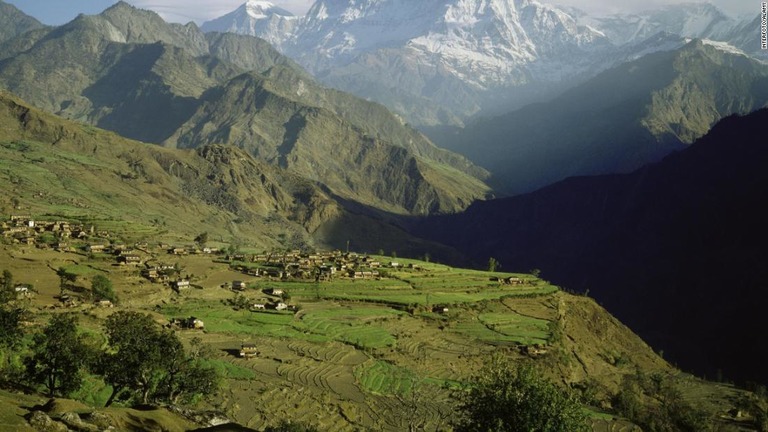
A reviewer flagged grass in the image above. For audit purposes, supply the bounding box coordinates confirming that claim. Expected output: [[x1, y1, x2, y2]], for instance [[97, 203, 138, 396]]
[[161, 301, 313, 340], [70, 375, 113, 407], [295, 307, 402, 349], [355, 360, 416, 396], [477, 313, 551, 346], [61, 264, 101, 277], [202, 359, 257, 381], [276, 264, 558, 307]]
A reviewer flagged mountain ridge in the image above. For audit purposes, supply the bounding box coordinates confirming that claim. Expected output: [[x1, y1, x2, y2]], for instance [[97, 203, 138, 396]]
[[0, 0, 45, 44], [0, 2, 491, 216], [440, 39, 768, 195], [412, 108, 768, 385], [201, 0, 766, 127]]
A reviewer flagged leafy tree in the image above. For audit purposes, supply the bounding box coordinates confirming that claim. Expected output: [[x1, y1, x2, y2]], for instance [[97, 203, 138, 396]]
[[488, 257, 499, 273], [91, 274, 117, 303], [0, 307, 24, 349], [100, 311, 219, 406], [56, 267, 77, 296], [0, 270, 16, 303], [101, 311, 170, 406], [0, 306, 26, 380], [613, 371, 713, 432], [194, 232, 209, 248], [157, 355, 220, 405], [25, 314, 91, 397], [454, 354, 589, 432]]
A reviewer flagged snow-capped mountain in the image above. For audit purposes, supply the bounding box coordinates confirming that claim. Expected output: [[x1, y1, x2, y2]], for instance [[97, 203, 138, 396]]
[[201, 0, 299, 48], [201, 0, 764, 126], [581, 3, 734, 46], [201, 0, 615, 124], [291, 0, 610, 87]]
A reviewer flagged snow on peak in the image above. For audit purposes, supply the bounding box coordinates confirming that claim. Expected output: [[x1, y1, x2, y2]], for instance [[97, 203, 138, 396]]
[[699, 38, 748, 56], [244, 0, 294, 19]]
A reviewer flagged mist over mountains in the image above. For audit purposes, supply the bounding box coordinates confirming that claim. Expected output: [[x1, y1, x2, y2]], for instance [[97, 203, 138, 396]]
[[441, 39, 768, 194], [202, 0, 765, 127]]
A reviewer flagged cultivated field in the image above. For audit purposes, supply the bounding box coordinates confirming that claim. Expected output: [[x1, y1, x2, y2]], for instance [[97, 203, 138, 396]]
[[1, 244, 748, 431]]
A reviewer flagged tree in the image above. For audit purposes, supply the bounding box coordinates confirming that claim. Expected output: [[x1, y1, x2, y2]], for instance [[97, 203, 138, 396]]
[[91, 274, 117, 303], [0, 306, 25, 381], [157, 355, 220, 405], [25, 314, 91, 397], [0, 270, 13, 303], [488, 257, 499, 273], [0, 307, 24, 349], [100, 311, 219, 406], [454, 354, 589, 432], [101, 311, 171, 406], [56, 267, 77, 296], [194, 232, 208, 248], [613, 371, 713, 432]]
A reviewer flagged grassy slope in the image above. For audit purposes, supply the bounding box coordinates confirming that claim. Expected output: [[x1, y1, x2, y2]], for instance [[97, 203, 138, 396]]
[[6, 240, 749, 431]]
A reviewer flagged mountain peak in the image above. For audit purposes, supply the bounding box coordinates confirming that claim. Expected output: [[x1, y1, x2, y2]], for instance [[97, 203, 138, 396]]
[[0, 0, 45, 44], [244, 0, 294, 19]]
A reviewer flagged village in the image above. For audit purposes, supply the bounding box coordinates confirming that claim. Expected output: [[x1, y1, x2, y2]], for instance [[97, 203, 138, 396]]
[[1, 213, 543, 361], [1, 214, 531, 312]]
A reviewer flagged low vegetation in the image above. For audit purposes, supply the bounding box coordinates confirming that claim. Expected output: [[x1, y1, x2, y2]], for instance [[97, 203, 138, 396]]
[[0, 213, 762, 430]]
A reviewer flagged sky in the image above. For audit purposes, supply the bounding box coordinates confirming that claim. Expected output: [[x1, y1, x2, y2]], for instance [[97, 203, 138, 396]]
[[3, 0, 757, 26]]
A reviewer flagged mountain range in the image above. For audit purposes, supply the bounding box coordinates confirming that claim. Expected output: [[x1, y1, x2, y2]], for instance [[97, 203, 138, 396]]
[[412, 108, 768, 385], [201, 0, 765, 127], [0, 1, 490, 217], [439, 38, 768, 194]]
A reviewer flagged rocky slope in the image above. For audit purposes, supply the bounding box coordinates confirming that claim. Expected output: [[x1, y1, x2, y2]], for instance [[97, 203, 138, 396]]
[[0, 0, 45, 44], [0, 1, 490, 216], [0, 89, 342, 247]]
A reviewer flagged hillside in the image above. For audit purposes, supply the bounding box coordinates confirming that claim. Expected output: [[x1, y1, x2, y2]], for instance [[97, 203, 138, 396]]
[[3, 231, 762, 430], [413, 108, 768, 386], [442, 40, 768, 194], [0, 95, 759, 432], [0, 90, 342, 247], [0, 0, 44, 44], [0, 88, 471, 261], [0, 1, 490, 216]]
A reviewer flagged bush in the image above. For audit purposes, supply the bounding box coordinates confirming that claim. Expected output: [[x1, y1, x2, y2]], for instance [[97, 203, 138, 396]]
[[454, 354, 589, 432], [92, 274, 117, 303]]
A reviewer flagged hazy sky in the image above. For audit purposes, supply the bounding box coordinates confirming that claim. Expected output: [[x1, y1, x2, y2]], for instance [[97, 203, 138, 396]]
[[4, 0, 757, 26]]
